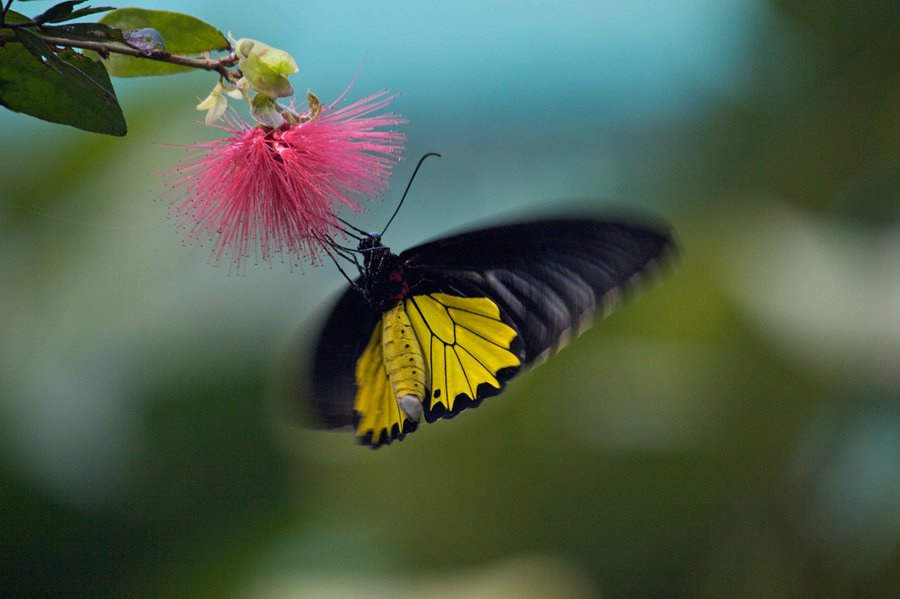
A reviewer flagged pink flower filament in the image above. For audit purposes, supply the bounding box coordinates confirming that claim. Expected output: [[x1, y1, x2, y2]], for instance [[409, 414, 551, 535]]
[[161, 90, 406, 272]]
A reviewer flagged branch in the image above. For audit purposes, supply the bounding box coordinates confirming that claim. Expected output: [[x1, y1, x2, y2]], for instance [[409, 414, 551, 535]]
[[0, 29, 241, 82], [4, 20, 39, 28]]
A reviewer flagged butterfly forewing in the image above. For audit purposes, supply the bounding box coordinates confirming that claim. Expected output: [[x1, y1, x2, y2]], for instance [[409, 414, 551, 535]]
[[399, 218, 674, 364], [310, 287, 379, 430]]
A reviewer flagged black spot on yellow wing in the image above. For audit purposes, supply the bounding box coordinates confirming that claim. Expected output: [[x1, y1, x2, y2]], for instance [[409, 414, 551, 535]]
[[405, 293, 523, 423]]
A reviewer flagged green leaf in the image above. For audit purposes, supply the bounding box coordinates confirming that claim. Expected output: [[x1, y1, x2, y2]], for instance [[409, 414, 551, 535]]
[[57, 5, 116, 21], [31, 1, 114, 25], [98, 8, 229, 77], [0, 29, 126, 135], [35, 0, 84, 23], [3, 10, 32, 23], [41, 22, 124, 44], [14, 26, 68, 74]]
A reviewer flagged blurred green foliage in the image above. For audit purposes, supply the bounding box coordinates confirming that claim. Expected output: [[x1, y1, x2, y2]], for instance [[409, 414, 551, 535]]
[[3, 1, 900, 598]]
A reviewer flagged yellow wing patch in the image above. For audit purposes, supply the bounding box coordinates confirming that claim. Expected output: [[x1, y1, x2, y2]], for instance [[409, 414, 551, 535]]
[[406, 293, 521, 419], [353, 293, 522, 445], [354, 324, 413, 444]]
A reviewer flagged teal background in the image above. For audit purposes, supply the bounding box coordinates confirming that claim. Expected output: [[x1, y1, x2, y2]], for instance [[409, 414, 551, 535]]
[[3, 1, 900, 597]]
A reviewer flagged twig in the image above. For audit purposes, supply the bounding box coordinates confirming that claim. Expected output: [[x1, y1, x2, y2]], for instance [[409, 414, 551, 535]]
[[4, 19, 39, 28], [0, 0, 15, 30], [0, 29, 240, 82]]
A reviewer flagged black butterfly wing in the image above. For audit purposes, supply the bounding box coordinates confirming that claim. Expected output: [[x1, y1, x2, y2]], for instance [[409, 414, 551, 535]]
[[310, 286, 382, 430], [399, 217, 676, 366], [309, 216, 676, 448]]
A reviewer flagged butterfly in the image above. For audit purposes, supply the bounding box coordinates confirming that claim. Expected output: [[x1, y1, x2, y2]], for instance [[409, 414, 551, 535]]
[[309, 215, 678, 448]]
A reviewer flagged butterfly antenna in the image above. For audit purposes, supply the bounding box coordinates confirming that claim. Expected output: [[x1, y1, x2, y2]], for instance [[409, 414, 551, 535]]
[[381, 152, 441, 236], [335, 216, 368, 239]]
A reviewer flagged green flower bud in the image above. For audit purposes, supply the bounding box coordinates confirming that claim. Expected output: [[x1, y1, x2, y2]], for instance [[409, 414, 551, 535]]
[[234, 38, 298, 76], [250, 93, 285, 128], [232, 38, 298, 99]]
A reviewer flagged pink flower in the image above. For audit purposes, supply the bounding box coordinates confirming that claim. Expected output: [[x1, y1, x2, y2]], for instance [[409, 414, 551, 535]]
[[161, 90, 406, 272]]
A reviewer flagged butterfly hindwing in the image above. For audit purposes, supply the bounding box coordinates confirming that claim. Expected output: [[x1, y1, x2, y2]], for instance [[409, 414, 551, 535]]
[[334, 280, 525, 448], [352, 318, 420, 446], [402, 284, 525, 423]]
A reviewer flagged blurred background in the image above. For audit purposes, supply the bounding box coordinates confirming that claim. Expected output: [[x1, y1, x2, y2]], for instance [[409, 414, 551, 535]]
[[3, 0, 900, 597]]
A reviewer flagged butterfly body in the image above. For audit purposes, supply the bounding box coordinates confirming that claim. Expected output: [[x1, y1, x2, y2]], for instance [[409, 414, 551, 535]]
[[311, 217, 676, 448], [378, 301, 427, 420], [354, 234, 411, 311]]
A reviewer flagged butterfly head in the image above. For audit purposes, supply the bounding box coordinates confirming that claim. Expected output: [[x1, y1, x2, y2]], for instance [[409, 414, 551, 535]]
[[357, 233, 382, 251]]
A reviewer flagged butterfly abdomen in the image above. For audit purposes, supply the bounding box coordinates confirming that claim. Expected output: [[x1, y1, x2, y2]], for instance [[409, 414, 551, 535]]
[[381, 303, 427, 421]]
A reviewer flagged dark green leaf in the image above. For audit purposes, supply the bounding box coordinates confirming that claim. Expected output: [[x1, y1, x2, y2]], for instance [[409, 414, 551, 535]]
[[35, 0, 85, 23], [13, 27, 66, 75], [34, 0, 115, 24], [57, 6, 116, 21], [98, 8, 228, 77], [3, 10, 32, 24], [123, 28, 164, 51], [41, 22, 124, 43], [0, 29, 126, 135]]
